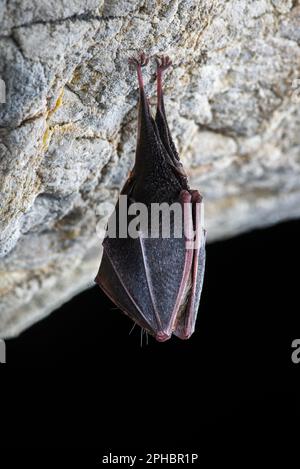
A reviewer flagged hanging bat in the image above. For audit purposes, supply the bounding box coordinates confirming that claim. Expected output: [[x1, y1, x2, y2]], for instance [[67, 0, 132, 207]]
[[95, 53, 206, 341]]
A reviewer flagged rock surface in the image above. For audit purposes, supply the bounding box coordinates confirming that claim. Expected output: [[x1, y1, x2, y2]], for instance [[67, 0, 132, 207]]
[[0, 0, 300, 337]]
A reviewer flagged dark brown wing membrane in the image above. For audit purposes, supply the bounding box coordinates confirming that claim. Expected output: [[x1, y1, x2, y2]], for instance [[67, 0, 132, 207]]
[[96, 227, 192, 340]]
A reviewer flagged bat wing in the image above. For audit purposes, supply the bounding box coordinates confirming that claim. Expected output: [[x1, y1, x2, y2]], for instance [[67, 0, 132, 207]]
[[174, 196, 206, 339], [96, 229, 194, 341], [139, 232, 193, 340], [96, 235, 159, 333], [95, 191, 196, 341]]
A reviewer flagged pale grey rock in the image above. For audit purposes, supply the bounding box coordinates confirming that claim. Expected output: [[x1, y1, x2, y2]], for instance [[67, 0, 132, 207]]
[[1, 0, 102, 35], [0, 0, 300, 337]]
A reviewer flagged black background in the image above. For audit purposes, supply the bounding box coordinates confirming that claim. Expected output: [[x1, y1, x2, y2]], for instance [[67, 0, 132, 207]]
[[2, 219, 300, 460]]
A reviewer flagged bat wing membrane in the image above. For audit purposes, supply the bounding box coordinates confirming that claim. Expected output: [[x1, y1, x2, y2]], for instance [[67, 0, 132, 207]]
[[140, 232, 192, 338], [96, 229, 193, 340], [96, 252, 146, 328], [174, 198, 206, 339]]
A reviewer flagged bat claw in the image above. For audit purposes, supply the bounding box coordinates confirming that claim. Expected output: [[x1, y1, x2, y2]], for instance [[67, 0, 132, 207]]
[[155, 54, 172, 71], [128, 52, 149, 68]]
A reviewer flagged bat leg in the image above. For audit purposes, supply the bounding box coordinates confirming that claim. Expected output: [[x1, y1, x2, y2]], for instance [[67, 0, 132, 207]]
[[128, 52, 149, 90], [174, 190, 206, 340], [155, 54, 172, 112]]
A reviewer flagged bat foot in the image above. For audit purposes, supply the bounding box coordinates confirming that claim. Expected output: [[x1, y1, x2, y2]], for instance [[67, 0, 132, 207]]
[[155, 54, 172, 72], [128, 52, 149, 68]]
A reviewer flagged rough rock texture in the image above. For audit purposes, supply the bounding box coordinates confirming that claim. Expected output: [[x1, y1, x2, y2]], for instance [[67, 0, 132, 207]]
[[0, 0, 300, 337]]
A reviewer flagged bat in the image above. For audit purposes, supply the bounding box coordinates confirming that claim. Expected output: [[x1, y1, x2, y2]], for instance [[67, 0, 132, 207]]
[[95, 53, 206, 341]]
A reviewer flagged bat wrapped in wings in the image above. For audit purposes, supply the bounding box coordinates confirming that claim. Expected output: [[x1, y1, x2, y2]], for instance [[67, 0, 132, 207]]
[[95, 53, 206, 341]]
